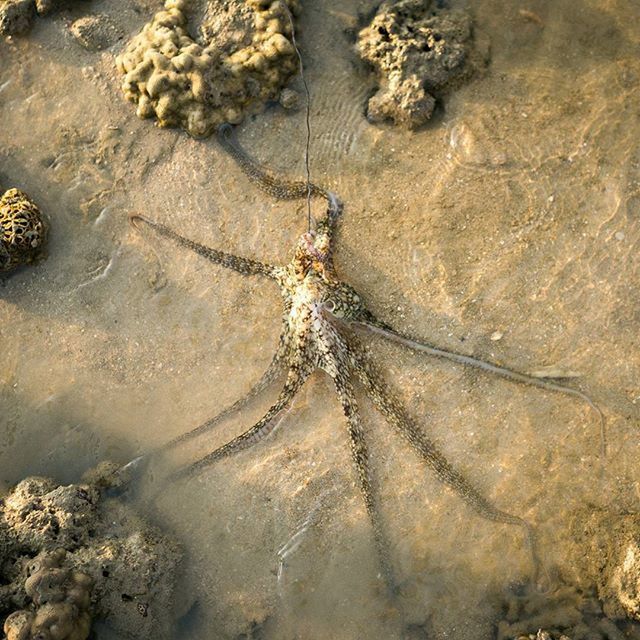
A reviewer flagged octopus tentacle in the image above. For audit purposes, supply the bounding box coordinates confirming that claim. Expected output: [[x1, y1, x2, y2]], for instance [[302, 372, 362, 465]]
[[118, 349, 288, 482], [344, 335, 540, 570], [217, 124, 343, 230], [217, 123, 328, 202], [357, 319, 606, 458], [161, 348, 288, 453], [332, 366, 396, 591], [169, 364, 310, 481], [129, 214, 279, 278]]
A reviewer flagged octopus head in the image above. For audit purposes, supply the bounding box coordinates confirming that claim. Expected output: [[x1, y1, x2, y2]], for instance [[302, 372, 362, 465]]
[[322, 282, 372, 323]]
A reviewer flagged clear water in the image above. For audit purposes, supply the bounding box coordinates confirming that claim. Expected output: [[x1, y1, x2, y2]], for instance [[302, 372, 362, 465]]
[[1, 0, 639, 638]]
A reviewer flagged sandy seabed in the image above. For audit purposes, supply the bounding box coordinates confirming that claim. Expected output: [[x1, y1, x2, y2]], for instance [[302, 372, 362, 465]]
[[1, 0, 639, 638]]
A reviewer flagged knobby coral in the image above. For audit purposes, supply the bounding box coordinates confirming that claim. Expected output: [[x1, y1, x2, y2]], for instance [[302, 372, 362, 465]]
[[116, 0, 301, 137]]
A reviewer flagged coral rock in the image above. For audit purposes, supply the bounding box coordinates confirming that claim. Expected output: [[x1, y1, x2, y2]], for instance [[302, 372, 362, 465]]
[[566, 509, 640, 621], [0, 188, 47, 273], [6, 550, 93, 640], [0, 0, 87, 35], [70, 14, 122, 51], [357, 0, 484, 128], [0, 0, 34, 36], [0, 469, 181, 640], [116, 0, 301, 136]]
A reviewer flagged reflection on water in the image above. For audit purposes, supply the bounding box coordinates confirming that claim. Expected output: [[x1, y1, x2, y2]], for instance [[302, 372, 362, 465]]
[[1, 0, 639, 638]]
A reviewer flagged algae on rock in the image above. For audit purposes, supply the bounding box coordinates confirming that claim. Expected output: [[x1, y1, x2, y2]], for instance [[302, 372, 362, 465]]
[[357, 0, 486, 128], [116, 0, 301, 137]]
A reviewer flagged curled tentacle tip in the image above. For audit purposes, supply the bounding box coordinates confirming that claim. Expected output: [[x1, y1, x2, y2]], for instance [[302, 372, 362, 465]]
[[327, 192, 343, 217], [128, 213, 146, 229], [217, 123, 234, 138]]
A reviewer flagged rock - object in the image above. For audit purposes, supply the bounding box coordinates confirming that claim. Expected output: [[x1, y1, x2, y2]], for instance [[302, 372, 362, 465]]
[[0, 465, 181, 640], [0, 0, 86, 36], [0, 0, 33, 35], [497, 583, 631, 640], [513, 632, 572, 640], [357, 0, 484, 128], [116, 0, 301, 137], [3, 549, 93, 640], [566, 509, 640, 622], [70, 14, 122, 51], [0, 188, 47, 273]]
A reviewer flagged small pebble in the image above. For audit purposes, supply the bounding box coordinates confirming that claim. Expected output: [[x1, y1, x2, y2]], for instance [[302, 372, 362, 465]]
[[614, 231, 625, 241], [279, 87, 301, 110], [490, 330, 503, 341]]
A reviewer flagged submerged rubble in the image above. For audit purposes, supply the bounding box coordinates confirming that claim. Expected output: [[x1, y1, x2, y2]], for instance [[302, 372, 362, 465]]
[[0, 187, 47, 273], [0, 0, 86, 36], [0, 464, 181, 640], [116, 0, 301, 137], [496, 583, 633, 640], [566, 509, 640, 622], [357, 0, 485, 128], [497, 509, 640, 639]]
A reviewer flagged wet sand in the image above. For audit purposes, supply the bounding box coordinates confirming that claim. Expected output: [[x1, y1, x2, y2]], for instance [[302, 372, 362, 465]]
[[1, 0, 639, 638]]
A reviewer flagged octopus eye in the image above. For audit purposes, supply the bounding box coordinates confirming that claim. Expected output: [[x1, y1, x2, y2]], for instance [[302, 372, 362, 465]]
[[324, 299, 336, 313]]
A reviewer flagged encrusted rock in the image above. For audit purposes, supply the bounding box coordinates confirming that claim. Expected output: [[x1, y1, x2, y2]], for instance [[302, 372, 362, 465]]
[[0, 0, 86, 35], [566, 509, 640, 621], [357, 0, 485, 128], [610, 540, 640, 620], [116, 0, 301, 137], [0, 188, 47, 273], [70, 14, 122, 51], [496, 582, 630, 640], [279, 86, 300, 110], [0, 468, 181, 640], [4, 549, 93, 640], [0, 0, 33, 35]]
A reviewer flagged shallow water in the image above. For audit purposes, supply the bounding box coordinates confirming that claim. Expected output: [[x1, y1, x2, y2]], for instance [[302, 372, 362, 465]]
[[1, 0, 639, 638]]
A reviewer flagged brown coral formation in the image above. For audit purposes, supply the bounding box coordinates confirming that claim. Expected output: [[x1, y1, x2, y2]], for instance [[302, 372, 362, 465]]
[[0, 188, 47, 273], [0, 466, 181, 640], [357, 0, 484, 128], [3, 549, 92, 640], [116, 0, 301, 137]]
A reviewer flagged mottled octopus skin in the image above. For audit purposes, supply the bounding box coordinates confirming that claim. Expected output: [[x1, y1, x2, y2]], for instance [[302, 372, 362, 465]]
[[130, 129, 603, 589]]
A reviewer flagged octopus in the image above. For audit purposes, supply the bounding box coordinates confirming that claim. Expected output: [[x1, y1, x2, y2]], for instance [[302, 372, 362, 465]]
[[128, 125, 604, 590]]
